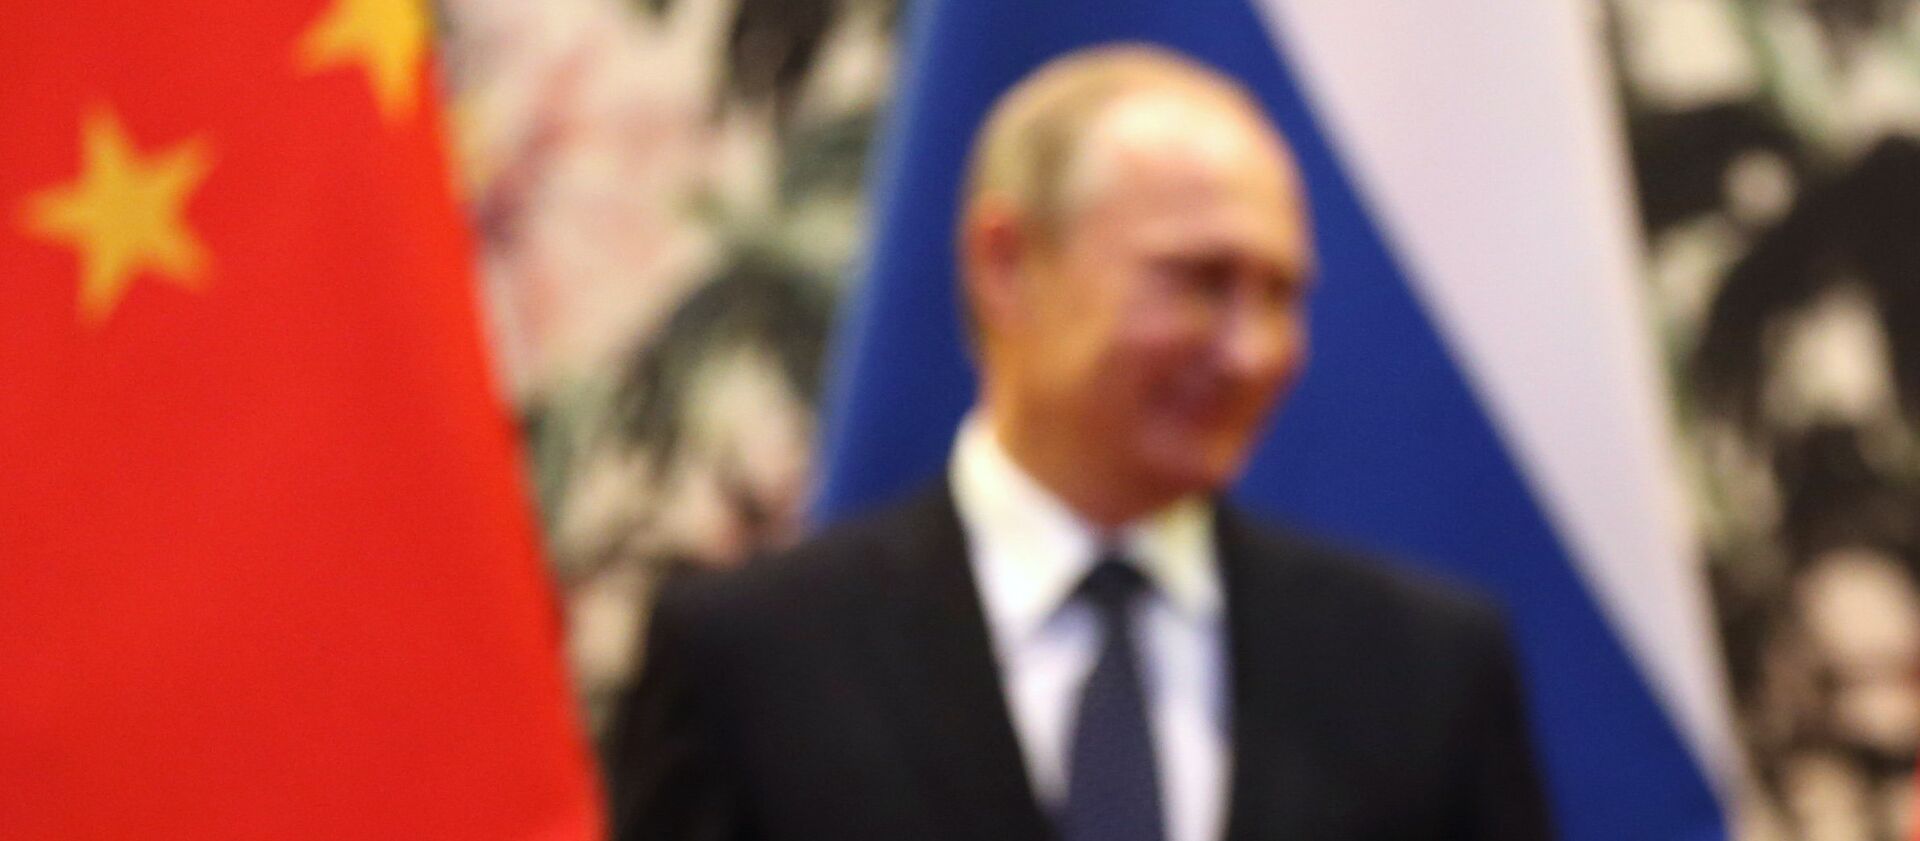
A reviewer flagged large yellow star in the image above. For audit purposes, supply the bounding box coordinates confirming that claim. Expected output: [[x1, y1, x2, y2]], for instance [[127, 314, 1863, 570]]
[[296, 0, 430, 122], [21, 108, 213, 324]]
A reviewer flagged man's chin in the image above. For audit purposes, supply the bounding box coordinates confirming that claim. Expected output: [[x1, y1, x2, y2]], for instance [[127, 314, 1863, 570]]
[[1138, 453, 1240, 502]]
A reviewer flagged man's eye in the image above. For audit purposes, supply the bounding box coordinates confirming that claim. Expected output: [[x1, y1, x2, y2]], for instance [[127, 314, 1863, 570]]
[[1262, 274, 1302, 307], [1161, 257, 1233, 297]]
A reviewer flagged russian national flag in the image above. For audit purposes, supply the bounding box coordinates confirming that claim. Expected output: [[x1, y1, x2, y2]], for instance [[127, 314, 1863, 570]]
[[813, 1, 1740, 839]]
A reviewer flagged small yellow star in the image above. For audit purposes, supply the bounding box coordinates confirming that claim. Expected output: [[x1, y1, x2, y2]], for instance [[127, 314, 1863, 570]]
[[296, 0, 431, 122], [21, 108, 213, 324]]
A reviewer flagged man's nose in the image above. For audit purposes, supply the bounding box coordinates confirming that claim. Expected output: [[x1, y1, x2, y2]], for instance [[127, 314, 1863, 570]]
[[1216, 294, 1295, 380]]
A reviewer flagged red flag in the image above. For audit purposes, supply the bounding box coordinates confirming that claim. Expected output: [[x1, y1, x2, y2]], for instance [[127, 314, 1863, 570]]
[[0, 1, 603, 838]]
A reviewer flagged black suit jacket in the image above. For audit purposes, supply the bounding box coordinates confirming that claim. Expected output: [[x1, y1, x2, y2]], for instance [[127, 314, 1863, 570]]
[[610, 482, 1555, 841]]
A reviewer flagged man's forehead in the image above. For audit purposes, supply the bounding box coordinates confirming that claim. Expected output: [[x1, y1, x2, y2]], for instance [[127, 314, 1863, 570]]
[[1062, 87, 1298, 216], [1097, 89, 1282, 161], [1063, 94, 1313, 277]]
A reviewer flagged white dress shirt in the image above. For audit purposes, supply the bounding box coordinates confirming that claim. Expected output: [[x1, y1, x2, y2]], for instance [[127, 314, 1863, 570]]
[[948, 415, 1231, 841]]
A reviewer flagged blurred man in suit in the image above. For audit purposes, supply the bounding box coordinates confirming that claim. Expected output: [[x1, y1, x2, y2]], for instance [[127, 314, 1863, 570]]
[[612, 44, 1555, 841]]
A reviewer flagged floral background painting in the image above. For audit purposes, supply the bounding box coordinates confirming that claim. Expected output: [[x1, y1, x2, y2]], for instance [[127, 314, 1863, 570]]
[[437, 0, 902, 741], [1609, 1, 1920, 837]]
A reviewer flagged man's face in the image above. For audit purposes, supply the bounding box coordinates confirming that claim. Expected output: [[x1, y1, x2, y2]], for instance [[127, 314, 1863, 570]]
[[996, 93, 1311, 505]]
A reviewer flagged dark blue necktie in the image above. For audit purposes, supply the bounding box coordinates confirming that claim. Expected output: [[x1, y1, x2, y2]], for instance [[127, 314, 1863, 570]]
[[1059, 558, 1166, 841]]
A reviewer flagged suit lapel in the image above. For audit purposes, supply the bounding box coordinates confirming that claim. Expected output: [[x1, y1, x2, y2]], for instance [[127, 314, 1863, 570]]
[[855, 492, 1345, 841], [1216, 506, 1335, 841], [858, 484, 1055, 841]]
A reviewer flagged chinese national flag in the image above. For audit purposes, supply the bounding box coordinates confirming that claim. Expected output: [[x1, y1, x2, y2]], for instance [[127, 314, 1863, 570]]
[[0, 1, 602, 839]]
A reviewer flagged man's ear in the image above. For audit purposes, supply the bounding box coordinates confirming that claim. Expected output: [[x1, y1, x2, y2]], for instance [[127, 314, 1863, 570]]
[[960, 197, 1031, 338]]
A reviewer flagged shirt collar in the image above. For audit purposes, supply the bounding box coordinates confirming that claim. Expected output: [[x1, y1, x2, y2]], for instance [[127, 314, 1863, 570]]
[[949, 413, 1223, 644]]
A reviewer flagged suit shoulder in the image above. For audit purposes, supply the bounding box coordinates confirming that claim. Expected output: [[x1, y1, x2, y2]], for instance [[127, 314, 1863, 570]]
[[650, 489, 936, 649], [1223, 509, 1510, 644]]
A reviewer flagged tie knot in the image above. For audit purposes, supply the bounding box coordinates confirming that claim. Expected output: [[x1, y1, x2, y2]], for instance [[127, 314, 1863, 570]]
[[1077, 557, 1148, 615]]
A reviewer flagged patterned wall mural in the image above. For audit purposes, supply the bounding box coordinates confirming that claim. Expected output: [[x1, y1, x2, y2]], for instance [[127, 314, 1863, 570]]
[[438, 0, 902, 742], [1609, 1, 1920, 838]]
